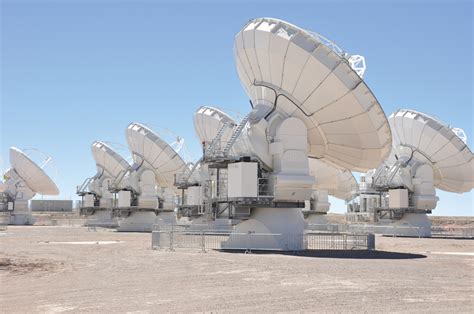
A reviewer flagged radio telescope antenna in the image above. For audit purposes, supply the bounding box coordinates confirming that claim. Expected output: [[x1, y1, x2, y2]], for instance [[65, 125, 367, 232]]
[[139, 123, 185, 153], [21, 148, 59, 184], [1, 147, 59, 225], [194, 106, 238, 157], [9, 147, 59, 196], [389, 109, 473, 193], [234, 17, 391, 172], [348, 109, 473, 237], [77, 141, 130, 227], [126, 123, 187, 189], [113, 123, 186, 232], [91, 141, 130, 181], [210, 17, 393, 250]]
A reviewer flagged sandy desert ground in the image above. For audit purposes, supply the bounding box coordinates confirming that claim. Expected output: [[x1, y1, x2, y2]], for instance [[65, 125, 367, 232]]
[[1, 225, 473, 313]]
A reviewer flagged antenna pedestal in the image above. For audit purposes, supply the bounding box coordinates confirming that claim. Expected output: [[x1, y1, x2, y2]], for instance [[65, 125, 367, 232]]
[[155, 211, 177, 226], [9, 200, 34, 225], [390, 213, 432, 237], [6, 184, 35, 225], [222, 208, 306, 251], [9, 214, 34, 225], [86, 209, 118, 228], [305, 213, 329, 225], [303, 191, 330, 228], [117, 211, 157, 232]]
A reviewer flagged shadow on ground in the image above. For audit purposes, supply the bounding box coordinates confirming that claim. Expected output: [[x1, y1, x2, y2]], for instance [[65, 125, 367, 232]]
[[382, 235, 473, 240], [219, 250, 427, 259]]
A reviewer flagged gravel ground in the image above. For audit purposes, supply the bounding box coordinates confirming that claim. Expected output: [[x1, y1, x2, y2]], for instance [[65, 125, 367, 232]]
[[1, 226, 473, 313]]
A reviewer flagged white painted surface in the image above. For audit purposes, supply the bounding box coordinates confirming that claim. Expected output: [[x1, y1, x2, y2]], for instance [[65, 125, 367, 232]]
[[227, 162, 258, 198], [234, 18, 392, 172], [91, 141, 129, 180], [126, 123, 186, 189], [389, 109, 474, 193], [9, 147, 59, 195], [389, 189, 409, 208], [308, 158, 357, 200], [117, 190, 131, 208]]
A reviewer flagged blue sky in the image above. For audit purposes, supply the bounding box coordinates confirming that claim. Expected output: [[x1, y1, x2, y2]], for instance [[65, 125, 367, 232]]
[[1, 0, 472, 216]]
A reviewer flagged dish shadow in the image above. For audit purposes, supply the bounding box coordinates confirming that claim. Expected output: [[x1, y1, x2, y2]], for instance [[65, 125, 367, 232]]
[[219, 249, 427, 259]]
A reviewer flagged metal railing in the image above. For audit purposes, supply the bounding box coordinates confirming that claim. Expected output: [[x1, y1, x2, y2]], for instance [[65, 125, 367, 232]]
[[0, 212, 10, 231], [308, 223, 474, 239], [151, 227, 374, 252], [305, 233, 371, 250], [308, 223, 426, 238], [431, 226, 474, 238]]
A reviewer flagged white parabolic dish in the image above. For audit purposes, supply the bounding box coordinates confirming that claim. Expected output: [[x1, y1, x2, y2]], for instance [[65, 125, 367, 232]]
[[389, 109, 474, 193], [9, 147, 59, 195], [194, 106, 236, 147], [308, 158, 357, 201], [91, 141, 130, 179], [234, 17, 392, 172], [126, 123, 186, 188]]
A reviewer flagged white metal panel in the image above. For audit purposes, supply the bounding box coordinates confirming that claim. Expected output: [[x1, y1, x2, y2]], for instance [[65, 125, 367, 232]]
[[194, 106, 235, 146], [301, 72, 348, 114], [281, 41, 311, 93], [91, 141, 129, 179], [402, 111, 417, 147], [242, 23, 262, 83], [389, 189, 409, 208], [118, 190, 131, 207], [390, 109, 473, 193], [235, 41, 254, 92], [308, 158, 356, 200], [315, 93, 363, 124], [292, 48, 330, 103], [9, 147, 59, 195], [254, 23, 273, 84], [393, 114, 406, 146], [227, 162, 258, 198], [274, 97, 300, 118], [409, 115, 424, 149], [268, 27, 290, 88], [234, 17, 392, 172], [126, 123, 186, 188], [431, 141, 459, 161], [424, 132, 446, 158]]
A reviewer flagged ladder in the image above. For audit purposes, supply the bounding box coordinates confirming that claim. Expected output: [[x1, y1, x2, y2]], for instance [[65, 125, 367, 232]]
[[77, 177, 92, 194], [385, 161, 402, 186], [111, 168, 129, 191], [205, 122, 232, 158], [374, 160, 402, 187], [222, 113, 251, 156], [371, 165, 386, 185], [181, 158, 202, 186]]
